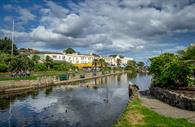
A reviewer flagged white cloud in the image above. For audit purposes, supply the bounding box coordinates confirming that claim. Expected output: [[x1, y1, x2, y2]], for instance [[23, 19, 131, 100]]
[[18, 7, 36, 23], [3, 4, 15, 11], [1, 0, 195, 60]]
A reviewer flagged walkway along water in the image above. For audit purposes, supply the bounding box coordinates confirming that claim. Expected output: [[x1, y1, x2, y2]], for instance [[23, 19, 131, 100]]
[[128, 81, 195, 123]]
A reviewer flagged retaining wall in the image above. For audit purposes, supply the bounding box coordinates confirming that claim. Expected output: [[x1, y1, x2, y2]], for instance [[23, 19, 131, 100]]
[[150, 87, 195, 111]]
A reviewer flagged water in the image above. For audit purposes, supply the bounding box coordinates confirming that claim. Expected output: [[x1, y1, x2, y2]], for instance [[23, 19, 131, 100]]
[[0, 73, 151, 127]]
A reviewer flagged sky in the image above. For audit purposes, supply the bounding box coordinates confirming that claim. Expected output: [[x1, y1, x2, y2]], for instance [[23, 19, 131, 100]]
[[0, 0, 195, 61]]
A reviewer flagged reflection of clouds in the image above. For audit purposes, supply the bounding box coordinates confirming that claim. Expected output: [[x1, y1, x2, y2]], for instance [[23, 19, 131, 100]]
[[27, 97, 58, 112], [112, 88, 127, 97], [15, 96, 58, 113], [130, 74, 152, 91]]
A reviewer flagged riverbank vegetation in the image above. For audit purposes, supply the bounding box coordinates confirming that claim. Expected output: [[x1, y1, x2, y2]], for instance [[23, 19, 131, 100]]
[[113, 97, 195, 127], [0, 37, 142, 80], [149, 44, 195, 89]]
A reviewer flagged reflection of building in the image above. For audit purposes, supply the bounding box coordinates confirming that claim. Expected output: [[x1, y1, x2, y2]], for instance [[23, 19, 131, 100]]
[[28, 48, 133, 67]]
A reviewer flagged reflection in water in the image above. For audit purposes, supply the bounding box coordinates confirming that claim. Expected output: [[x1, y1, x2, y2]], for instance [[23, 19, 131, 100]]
[[45, 87, 53, 96], [0, 73, 151, 127], [129, 73, 152, 91]]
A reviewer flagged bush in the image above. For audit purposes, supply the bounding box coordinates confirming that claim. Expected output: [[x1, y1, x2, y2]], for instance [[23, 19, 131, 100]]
[[158, 61, 191, 88], [34, 63, 47, 71], [53, 64, 68, 71], [149, 53, 192, 88], [0, 63, 8, 72]]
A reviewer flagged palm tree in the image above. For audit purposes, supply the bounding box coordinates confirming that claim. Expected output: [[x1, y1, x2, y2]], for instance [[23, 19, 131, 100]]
[[8, 55, 33, 71], [98, 58, 106, 70], [116, 58, 121, 67], [45, 56, 53, 70], [92, 59, 98, 72]]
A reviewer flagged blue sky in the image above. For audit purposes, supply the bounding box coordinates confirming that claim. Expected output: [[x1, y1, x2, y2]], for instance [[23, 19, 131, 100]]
[[0, 0, 195, 61]]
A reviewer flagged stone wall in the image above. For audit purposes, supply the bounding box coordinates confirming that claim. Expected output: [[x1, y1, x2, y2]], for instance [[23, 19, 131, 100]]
[[150, 87, 195, 111]]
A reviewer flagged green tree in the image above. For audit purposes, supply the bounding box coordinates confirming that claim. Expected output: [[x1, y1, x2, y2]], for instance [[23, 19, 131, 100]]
[[98, 58, 106, 69], [53, 63, 68, 71], [0, 63, 8, 72], [125, 60, 137, 73], [0, 37, 18, 55], [8, 55, 33, 71], [45, 56, 53, 70], [32, 55, 40, 64], [92, 59, 98, 71], [149, 53, 192, 88], [159, 61, 191, 88], [181, 44, 195, 60], [34, 63, 47, 71], [63, 48, 76, 54], [116, 58, 121, 67], [137, 61, 144, 68], [149, 53, 177, 77]]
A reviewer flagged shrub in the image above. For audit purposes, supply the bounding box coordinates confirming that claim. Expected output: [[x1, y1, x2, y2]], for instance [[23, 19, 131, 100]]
[[149, 53, 192, 88], [34, 63, 47, 71], [0, 63, 8, 72]]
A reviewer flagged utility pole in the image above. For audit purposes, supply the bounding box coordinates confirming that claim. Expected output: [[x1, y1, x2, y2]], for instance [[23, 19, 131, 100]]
[[11, 20, 14, 56]]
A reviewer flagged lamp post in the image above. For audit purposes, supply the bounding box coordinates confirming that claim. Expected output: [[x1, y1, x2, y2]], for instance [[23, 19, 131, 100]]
[[11, 20, 14, 56]]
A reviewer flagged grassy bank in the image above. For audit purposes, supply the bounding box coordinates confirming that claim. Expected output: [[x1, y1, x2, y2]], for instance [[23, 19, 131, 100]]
[[0, 76, 37, 81], [113, 97, 195, 127]]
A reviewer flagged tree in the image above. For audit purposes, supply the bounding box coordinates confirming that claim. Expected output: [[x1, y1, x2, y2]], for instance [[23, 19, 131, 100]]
[[0, 37, 18, 55], [137, 61, 144, 68], [34, 63, 47, 71], [32, 55, 40, 64], [8, 55, 33, 71], [149, 53, 192, 88], [53, 63, 69, 71], [0, 63, 8, 72], [92, 59, 98, 71], [181, 44, 195, 60], [116, 58, 121, 67], [45, 56, 53, 69], [176, 44, 195, 60], [159, 61, 191, 88], [0, 51, 11, 64], [149, 53, 177, 77], [63, 48, 76, 54], [98, 58, 106, 69], [125, 60, 137, 73]]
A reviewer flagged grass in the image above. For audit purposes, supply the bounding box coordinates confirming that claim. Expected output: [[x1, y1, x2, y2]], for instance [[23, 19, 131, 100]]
[[0, 76, 37, 81], [113, 97, 195, 127], [33, 71, 66, 76]]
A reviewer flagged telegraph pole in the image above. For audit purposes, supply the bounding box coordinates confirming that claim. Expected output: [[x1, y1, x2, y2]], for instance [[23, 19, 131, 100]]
[[11, 20, 14, 56]]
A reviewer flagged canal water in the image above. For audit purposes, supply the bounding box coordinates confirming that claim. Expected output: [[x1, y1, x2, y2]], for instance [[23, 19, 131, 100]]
[[0, 73, 151, 127]]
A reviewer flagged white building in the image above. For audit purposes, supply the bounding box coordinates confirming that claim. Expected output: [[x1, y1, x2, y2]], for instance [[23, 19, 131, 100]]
[[30, 51, 133, 67], [102, 55, 133, 66], [64, 53, 96, 64]]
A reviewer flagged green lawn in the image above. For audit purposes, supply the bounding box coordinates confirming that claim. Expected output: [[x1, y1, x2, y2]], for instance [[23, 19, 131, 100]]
[[113, 97, 195, 127], [0, 76, 37, 81]]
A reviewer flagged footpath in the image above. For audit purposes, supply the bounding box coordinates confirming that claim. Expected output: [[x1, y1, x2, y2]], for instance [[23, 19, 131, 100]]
[[140, 95, 195, 123]]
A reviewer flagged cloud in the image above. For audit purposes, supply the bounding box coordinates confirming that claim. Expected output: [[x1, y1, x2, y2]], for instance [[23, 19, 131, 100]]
[[46, 1, 69, 18], [3, 4, 15, 11], [1, 0, 195, 60], [18, 7, 36, 23]]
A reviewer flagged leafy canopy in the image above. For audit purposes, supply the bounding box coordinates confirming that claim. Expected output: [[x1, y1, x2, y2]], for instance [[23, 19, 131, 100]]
[[63, 48, 76, 54]]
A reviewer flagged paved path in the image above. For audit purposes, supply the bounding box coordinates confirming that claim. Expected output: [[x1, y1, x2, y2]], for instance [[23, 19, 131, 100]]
[[140, 95, 195, 123]]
